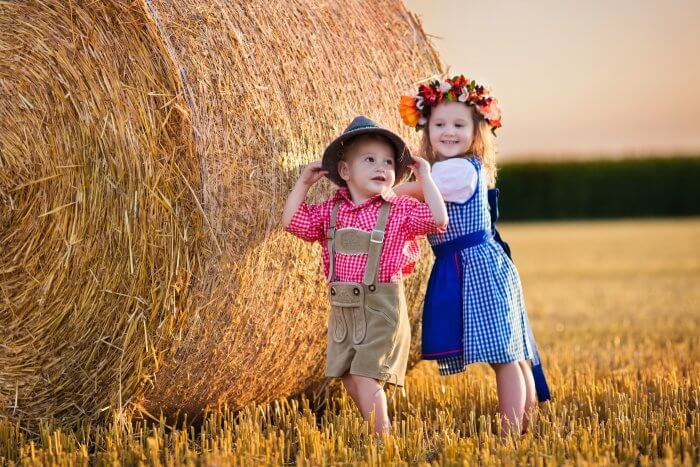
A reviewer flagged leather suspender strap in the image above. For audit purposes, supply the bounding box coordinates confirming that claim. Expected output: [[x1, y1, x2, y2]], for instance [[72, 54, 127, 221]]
[[363, 202, 391, 286], [327, 200, 342, 281]]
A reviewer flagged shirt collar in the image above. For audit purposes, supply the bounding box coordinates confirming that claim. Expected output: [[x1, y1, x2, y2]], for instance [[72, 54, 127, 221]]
[[433, 152, 477, 165], [333, 187, 399, 208]]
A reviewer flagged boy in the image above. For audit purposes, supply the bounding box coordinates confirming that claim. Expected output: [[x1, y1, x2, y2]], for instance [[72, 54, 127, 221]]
[[282, 116, 446, 434]]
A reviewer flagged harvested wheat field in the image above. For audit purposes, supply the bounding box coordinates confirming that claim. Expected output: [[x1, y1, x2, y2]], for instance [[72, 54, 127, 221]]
[[1, 218, 698, 465], [0, 0, 441, 429]]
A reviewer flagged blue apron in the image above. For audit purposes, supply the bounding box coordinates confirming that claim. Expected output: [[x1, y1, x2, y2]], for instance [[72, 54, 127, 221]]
[[422, 230, 490, 360]]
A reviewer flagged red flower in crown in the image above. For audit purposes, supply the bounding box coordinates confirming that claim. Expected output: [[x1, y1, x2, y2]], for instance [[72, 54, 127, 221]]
[[399, 75, 502, 135], [419, 83, 440, 107], [450, 75, 470, 90]]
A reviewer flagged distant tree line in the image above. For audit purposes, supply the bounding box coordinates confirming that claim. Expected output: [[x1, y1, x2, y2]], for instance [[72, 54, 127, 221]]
[[496, 156, 700, 220]]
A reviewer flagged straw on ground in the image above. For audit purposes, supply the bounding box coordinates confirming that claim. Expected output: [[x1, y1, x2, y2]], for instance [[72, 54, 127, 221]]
[[1, 218, 697, 464]]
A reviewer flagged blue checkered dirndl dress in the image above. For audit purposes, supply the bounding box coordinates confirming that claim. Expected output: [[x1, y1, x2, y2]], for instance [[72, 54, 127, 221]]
[[422, 157, 551, 401]]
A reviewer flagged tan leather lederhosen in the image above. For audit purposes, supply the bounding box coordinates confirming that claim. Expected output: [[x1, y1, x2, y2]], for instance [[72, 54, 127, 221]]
[[325, 200, 411, 386]]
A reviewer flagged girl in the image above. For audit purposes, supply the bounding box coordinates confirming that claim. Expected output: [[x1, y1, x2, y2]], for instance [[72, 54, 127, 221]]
[[396, 76, 551, 437]]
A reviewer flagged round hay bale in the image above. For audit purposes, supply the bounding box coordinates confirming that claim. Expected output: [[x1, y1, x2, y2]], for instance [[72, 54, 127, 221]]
[[0, 0, 442, 427]]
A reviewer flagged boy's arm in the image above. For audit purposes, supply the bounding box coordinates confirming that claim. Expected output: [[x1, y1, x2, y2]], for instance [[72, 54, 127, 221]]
[[409, 156, 447, 228], [282, 161, 328, 228], [393, 181, 424, 202]]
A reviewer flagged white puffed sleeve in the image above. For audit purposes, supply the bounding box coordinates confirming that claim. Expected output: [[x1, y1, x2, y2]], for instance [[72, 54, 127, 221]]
[[431, 158, 478, 203]]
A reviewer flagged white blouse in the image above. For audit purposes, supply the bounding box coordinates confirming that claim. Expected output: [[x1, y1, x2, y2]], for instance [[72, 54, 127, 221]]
[[431, 158, 478, 203]]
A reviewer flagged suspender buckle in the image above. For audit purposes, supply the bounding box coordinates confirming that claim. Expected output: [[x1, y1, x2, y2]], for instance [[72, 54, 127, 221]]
[[369, 229, 385, 244], [327, 227, 336, 240]]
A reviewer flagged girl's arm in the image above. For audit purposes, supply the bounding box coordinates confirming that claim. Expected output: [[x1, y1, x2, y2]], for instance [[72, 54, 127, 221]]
[[408, 156, 448, 228], [393, 180, 424, 202], [282, 160, 328, 228]]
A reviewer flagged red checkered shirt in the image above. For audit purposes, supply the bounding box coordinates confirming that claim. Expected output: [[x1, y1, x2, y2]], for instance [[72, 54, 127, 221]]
[[285, 188, 444, 283]]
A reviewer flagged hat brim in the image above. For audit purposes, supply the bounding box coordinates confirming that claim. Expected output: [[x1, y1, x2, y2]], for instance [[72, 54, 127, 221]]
[[321, 127, 412, 187]]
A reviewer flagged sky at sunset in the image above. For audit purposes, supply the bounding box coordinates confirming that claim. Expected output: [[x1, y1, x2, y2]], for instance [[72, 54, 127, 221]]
[[403, 0, 700, 159]]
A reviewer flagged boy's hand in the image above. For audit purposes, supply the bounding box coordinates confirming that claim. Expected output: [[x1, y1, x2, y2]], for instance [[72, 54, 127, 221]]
[[283, 160, 328, 228], [299, 160, 328, 186], [407, 155, 447, 227], [407, 156, 431, 182]]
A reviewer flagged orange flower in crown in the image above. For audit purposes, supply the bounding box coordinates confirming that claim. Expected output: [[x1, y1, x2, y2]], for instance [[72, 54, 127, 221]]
[[399, 75, 503, 135], [399, 95, 421, 127]]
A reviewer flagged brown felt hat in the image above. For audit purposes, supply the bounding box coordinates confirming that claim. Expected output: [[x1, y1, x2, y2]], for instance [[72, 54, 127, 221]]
[[322, 116, 411, 187]]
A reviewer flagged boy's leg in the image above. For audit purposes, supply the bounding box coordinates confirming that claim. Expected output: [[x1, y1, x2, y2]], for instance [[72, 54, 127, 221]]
[[341, 373, 359, 405], [490, 362, 526, 439], [349, 374, 391, 435], [518, 360, 537, 433]]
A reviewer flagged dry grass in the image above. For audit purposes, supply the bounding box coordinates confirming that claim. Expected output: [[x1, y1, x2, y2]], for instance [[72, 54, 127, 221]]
[[1, 218, 698, 465], [0, 0, 441, 428]]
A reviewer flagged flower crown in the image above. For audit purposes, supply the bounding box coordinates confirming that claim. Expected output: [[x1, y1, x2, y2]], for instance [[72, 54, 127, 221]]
[[399, 75, 502, 134]]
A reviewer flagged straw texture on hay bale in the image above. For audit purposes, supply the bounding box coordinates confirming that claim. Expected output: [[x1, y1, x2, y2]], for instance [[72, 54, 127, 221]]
[[0, 0, 442, 427]]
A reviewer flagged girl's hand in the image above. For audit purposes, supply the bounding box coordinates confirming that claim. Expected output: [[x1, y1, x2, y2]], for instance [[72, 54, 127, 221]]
[[407, 156, 431, 182], [299, 160, 328, 186]]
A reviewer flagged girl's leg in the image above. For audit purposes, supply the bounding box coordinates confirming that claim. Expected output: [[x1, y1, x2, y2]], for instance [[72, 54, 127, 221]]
[[348, 374, 391, 434], [518, 360, 537, 433], [490, 362, 526, 438]]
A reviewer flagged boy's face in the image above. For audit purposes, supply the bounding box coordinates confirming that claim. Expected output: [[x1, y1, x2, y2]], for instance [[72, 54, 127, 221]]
[[338, 138, 396, 201]]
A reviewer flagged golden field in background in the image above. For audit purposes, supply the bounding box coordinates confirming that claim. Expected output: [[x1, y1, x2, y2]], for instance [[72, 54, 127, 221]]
[[1, 218, 698, 465]]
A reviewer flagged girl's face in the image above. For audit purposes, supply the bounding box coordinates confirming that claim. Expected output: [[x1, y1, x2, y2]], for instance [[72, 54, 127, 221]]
[[428, 102, 475, 160]]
